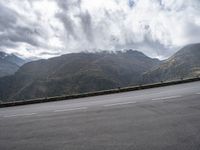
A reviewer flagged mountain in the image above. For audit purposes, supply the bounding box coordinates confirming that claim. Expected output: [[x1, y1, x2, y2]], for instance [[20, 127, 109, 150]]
[[0, 52, 26, 77], [1, 43, 199, 103], [143, 43, 200, 83], [0, 50, 160, 102]]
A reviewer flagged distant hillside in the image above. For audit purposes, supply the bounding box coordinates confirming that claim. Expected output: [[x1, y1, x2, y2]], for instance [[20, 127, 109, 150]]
[[1, 43, 199, 102], [0, 52, 26, 77], [0, 50, 160, 102], [144, 43, 200, 83]]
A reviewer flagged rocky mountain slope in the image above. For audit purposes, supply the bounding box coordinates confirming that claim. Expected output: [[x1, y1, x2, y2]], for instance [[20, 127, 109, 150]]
[[1, 43, 199, 102], [143, 43, 200, 83], [0, 52, 26, 77], [0, 50, 160, 101]]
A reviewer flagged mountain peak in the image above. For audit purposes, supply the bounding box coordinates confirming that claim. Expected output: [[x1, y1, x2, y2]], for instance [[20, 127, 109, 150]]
[[0, 50, 160, 101], [0, 51, 26, 77], [0, 51, 9, 59], [124, 49, 141, 54], [144, 43, 200, 82]]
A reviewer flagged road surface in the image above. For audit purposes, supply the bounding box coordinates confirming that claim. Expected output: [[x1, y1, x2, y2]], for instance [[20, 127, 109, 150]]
[[0, 81, 200, 150]]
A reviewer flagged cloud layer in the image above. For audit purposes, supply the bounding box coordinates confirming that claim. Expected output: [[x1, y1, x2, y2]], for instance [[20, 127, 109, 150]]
[[0, 0, 200, 59]]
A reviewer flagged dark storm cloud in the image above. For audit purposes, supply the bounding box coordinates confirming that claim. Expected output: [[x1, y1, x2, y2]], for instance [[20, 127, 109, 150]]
[[0, 1, 49, 52], [55, 0, 94, 42], [56, 13, 78, 39], [55, 0, 83, 40], [79, 11, 94, 42], [128, 0, 135, 8], [0, 3, 18, 30], [1, 26, 42, 47], [56, 0, 82, 10]]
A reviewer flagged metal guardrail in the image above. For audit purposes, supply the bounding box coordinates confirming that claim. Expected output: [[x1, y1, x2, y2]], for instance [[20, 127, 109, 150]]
[[0, 76, 200, 108]]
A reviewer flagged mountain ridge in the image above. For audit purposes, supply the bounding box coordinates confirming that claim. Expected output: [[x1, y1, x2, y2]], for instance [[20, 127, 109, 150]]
[[0, 50, 160, 101], [0, 51, 26, 77], [0, 43, 199, 102], [143, 43, 200, 83]]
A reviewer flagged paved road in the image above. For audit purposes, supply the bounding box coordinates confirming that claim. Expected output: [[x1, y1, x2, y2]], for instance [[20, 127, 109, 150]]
[[0, 81, 200, 150]]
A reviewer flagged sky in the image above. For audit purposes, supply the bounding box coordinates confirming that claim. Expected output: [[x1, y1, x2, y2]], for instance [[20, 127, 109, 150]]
[[0, 0, 200, 60]]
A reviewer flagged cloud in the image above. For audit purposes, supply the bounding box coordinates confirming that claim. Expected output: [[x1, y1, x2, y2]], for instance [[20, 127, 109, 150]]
[[128, 0, 136, 8], [79, 11, 94, 42], [0, 0, 199, 59], [56, 12, 78, 40]]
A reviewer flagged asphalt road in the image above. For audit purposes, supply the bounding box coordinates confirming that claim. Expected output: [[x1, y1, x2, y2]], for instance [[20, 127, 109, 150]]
[[0, 81, 200, 150]]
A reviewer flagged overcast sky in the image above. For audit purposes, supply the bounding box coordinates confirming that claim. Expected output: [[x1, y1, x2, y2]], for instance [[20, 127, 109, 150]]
[[0, 0, 200, 59]]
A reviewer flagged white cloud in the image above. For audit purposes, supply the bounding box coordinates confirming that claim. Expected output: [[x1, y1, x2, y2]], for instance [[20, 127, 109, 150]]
[[0, 0, 199, 59]]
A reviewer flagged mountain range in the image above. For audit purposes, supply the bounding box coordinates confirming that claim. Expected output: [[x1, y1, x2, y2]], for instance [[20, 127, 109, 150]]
[[143, 43, 200, 83], [0, 43, 199, 102], [0, 52, 26, 77]]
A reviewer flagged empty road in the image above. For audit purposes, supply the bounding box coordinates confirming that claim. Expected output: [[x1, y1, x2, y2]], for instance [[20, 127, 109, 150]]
[[0, 81, 200, 150]]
